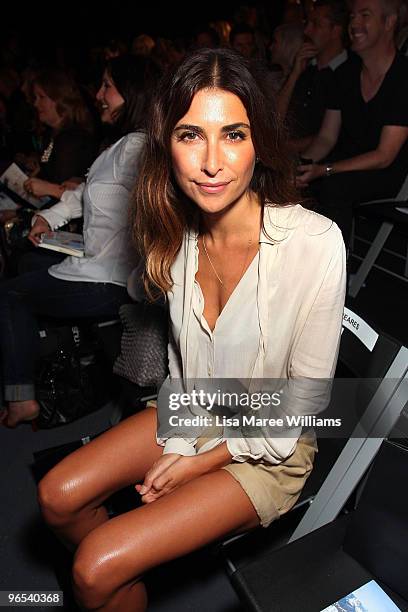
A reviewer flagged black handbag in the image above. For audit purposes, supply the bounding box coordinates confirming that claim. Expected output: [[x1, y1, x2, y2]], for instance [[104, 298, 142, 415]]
[[35, 325, 112, 429], [36, 348, 111, 429], [113, 301, 169, 389]]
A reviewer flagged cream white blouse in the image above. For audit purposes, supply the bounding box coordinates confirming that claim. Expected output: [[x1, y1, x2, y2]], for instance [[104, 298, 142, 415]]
[[156, 204, 347, 465], [191, 251, 260, 380]]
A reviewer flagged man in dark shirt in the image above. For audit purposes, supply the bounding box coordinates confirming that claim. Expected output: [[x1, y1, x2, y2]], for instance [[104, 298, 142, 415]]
[[277, 0, 349, 151], [298, 0, 408, 246]]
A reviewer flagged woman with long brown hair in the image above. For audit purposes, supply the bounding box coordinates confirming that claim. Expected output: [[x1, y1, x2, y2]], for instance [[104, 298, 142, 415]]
[[38, 48, 346, 611]]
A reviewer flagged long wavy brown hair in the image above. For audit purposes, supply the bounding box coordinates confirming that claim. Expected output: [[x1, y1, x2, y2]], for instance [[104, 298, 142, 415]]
[[132, 48, 298, 298]]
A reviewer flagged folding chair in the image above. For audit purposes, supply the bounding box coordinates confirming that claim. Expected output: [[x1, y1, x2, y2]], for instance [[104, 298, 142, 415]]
[[229, 439, 408, 612], [349, 174, 408, 298], [221, 308, 408, 610]]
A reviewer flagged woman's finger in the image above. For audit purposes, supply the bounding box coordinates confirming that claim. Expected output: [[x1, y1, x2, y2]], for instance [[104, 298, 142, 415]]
[[139, 454, 181, 494]]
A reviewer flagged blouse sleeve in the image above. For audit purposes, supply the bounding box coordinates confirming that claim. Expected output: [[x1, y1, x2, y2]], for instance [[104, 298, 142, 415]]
[[226, 227, 347, 464], [113, 132, 145, 191], [34, 182, 85, 230], [156, 331, 198, 457]]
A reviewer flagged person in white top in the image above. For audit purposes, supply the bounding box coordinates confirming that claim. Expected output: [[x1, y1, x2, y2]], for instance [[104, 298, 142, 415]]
[[38, 49, 346, 611], [0, 55, 159, 427]]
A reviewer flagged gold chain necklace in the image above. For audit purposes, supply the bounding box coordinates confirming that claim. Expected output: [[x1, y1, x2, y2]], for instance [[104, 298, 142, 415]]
[[202, 235, 254, 287]]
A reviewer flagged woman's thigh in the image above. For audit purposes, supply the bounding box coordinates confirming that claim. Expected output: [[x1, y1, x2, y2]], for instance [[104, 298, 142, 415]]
[[41, 407, 163, 513], [73, 468, 260, 599], [17, 249, 67, 274]]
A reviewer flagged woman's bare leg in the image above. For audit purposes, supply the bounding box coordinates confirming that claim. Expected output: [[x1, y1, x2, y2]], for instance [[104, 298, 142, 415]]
[[38, 406, 163, 549], [72, 469, 260, 611]]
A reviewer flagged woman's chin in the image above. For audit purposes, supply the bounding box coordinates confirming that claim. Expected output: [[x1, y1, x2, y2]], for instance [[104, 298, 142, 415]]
[[100, 112, 114, 125]]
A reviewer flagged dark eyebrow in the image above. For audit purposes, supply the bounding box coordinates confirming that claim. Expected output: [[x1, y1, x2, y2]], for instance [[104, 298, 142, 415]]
[[173, 122, 251, 134], [221, 122, 251, 132], [173, 124, 204, 134]]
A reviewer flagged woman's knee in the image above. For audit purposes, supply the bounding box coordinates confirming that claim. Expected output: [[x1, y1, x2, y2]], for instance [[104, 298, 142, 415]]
[[72, 542, 106, 610], [38, 466, 83, 527], [72, 531, 139, 610]]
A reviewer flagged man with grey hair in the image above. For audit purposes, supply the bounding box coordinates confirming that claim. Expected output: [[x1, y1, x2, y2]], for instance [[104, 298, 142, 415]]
[[297, 0, 408, 247]]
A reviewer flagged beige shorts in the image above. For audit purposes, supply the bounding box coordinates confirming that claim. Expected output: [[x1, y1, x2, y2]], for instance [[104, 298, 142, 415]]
[[198, 432, 317, 528]]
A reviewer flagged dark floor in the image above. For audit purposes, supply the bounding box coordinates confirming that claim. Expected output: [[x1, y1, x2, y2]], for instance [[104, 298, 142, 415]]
[[0, 218, 406, 612], [0, 401, 244, 612]]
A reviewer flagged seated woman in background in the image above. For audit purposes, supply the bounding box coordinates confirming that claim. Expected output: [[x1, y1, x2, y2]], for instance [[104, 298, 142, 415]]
[[37, 49, 346, 611], [0, 55, 159, 427], [0, 68, 98, 268], [22, 68, 97, 201]]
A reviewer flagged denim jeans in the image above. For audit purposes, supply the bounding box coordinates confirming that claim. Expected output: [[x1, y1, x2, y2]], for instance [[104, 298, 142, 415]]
[[0, 269, 128, 402]]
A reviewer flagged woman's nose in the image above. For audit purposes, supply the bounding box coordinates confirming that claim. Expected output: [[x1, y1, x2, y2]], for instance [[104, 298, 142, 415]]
[[202, 140, 223, 176]]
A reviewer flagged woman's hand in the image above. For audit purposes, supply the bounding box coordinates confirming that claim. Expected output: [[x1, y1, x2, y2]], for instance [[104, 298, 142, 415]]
[[28, 215, 51, 246], [136, 442, 233, 503], [24, 178, 65, 199], [24, 178, 48, 197], [136, 453, 202, 503], [296, 163, 325, 188], [61, 177, 83, 191]]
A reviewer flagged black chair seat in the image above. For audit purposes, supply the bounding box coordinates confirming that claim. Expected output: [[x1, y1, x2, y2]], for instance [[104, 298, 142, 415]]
[[356, 202, 408, 230], [231, 513, 407, 612], [227, 440, 408, 612]]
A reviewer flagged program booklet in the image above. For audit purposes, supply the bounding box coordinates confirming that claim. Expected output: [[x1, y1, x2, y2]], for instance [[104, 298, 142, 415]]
[[0, 163, 44, 209], [321, 580, 401, 611], [38, 231, 84, 258]]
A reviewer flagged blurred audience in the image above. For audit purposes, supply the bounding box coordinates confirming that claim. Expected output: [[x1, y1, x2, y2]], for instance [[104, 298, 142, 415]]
[[0, 55, 159, 427], [282, 0, 308, 24], [230, 24, 259, 58], [297, 0, 408, 247], [269, 22, 305, 91], [277, 0, 349, 152], [0, 67, 36, 161], [211, 20, 232, 46], [22, 68, 97, 199], [191, 24, 221, 49], [151, 37, 185, 71], [396, 0, 408, 52], [103, 38, 128, 61], [233, 4, 271, 59], [0, 68, 98, 265], [131, 34, 156, 57]]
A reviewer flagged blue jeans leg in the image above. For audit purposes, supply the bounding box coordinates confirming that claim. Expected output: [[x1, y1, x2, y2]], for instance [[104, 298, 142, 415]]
[[0, 269, 128, 401]]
